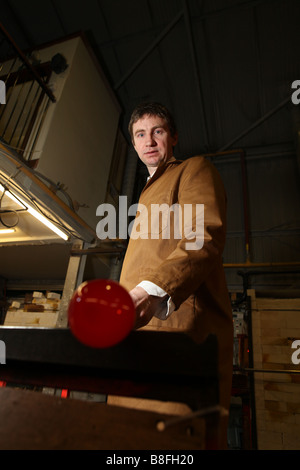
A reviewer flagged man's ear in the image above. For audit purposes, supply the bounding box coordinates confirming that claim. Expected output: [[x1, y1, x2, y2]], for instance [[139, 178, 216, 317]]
[[172, 133, 178, 147]]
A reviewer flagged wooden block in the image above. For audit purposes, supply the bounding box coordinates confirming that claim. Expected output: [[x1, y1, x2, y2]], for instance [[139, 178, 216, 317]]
[[261, 328, 281, 337], [262, 336, 290, 346], [261, 318, 286, 330], [291, 375, 300, 384], [4, 311, 58, 328], [282, 431, 300, 450], [263, 373, 291, 383], [285, 312, 300, 328], [264, 389, 300, 404], [260, 311, 285, 322], [264, 400, 287, 413], [256, 298, 300, 310], [281, 328, 300, 340], [287, 402, 300, 414], [24, 304, 44, 312], [256, 430, 283, 450], [264, 382, 300, 394]]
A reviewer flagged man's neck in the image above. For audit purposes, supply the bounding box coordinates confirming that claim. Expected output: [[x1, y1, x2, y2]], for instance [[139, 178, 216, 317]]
[[147, 167, 157, 177]]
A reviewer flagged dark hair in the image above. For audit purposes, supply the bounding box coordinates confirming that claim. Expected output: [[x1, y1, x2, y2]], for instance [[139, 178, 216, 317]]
[[128, 102, 177, 141]]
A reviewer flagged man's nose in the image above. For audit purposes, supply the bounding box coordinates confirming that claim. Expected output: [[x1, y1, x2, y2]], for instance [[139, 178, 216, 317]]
[[146, 134, 156, 145]]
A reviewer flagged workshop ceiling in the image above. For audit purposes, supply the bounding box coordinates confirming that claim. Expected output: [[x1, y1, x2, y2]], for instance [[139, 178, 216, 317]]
[[1, 0, 300, 159]]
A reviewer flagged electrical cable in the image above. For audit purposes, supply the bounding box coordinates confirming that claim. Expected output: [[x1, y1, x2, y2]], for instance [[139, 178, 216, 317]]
[[0, 188, 19, 228]]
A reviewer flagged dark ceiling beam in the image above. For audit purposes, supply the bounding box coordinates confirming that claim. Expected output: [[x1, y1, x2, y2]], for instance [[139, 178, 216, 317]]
[[113, 10, 183, 91], [183, 0, 209, 149], [99, 0, 275, 50], [193, 0, 280, 21], [50, 0, 68, 36], [4, 0, 35, 48], [96, 0, 124, 81], [219, 95, 291, 151], [252, 5, 264, 118]]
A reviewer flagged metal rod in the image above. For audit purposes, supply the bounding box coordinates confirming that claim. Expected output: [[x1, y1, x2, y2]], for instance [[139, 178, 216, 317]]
[[0, 58, 18, 120], [114, 10, 183, 90], [239, 150, 251, 262], [183, 0, 209, 148], [24, 96, 50, 160], [9, 80, 35, 146], [1, 79, 26, 140], [157, 405, 228, 431], [244, 368, 300, 375], [0, 21, 56, 103], [16, 82, 40, 150], [219, 96, 291, 151], [224, 261, 300, 268]]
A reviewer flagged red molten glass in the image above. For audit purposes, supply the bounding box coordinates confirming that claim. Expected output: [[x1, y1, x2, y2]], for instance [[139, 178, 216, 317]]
[[68, 279, 136, 348]]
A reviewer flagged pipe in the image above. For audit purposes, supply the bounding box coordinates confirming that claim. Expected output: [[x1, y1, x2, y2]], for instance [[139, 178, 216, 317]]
[[244, 368, 300, 375], [224, 261, 300, 268]]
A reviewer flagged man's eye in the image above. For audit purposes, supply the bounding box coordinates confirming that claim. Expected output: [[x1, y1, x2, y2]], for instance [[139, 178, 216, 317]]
[[137, 133, 144, 138], [155, 129, 162, 134]]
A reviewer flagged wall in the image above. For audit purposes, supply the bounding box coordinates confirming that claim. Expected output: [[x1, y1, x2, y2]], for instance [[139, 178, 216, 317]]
[[32, 35, 121, 232]]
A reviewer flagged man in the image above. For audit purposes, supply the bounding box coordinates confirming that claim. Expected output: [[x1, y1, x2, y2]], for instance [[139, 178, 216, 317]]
[[110, 102, 233, 448]]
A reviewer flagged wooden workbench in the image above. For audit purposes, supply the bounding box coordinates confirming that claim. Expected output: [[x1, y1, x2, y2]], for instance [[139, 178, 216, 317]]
[[0, 327, 222, 450]]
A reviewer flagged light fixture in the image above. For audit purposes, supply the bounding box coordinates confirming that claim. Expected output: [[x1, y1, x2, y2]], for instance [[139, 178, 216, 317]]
[[0, 228, 15, 235], [0, 183, 69, 240]]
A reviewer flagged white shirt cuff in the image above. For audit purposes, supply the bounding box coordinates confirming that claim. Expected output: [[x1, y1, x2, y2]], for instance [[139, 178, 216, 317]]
[[137, 280, 175, 321]]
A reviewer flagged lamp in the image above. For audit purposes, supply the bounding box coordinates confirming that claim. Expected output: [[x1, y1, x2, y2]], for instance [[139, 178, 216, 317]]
[[0, 228, 15, 235], [0, 183, 69, 241]]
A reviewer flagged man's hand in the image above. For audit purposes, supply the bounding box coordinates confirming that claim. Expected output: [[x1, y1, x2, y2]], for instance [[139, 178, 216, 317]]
[[129, 286, 166, 329]]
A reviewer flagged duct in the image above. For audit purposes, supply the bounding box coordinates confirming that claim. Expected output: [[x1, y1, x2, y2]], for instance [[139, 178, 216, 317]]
[[232, 270, 300, 306]]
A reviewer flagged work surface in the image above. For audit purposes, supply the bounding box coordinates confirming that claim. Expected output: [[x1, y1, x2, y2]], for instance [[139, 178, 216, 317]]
[[0, 327, 218, 406], [0, 327, 221, 450], [0, 386, 209, 450]]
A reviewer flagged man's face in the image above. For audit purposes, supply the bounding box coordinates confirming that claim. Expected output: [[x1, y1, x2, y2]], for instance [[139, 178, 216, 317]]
[[132, 114, 178, 175]]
